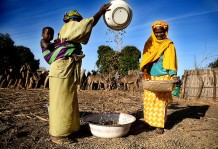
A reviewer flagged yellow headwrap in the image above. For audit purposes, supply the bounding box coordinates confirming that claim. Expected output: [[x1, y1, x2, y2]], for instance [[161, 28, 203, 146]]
[[140, 20, 178, 72], [152, 20, 169, 32]]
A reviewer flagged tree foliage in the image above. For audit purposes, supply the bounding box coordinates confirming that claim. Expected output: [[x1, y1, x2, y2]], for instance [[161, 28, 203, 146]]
[[96, 45, 141, 75], [96, 45, 119, 74], [15, 46, 40, 71], [0, 33, 39, 72], [208, 58, 218, 68], [0, 33, 15, 70], [119, 46, 141, 75]]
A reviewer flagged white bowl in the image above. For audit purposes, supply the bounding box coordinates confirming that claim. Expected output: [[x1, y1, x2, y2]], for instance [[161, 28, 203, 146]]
[[104, 0, 133, 30], [84, 113, 136, 138]]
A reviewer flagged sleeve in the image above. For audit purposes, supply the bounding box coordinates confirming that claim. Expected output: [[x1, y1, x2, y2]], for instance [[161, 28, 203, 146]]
[[163, 43, 178, 72], [59, 17, 95, 44]]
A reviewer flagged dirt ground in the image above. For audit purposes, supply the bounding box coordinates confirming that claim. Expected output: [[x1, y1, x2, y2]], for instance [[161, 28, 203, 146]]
[[0, 88, 217, 149]]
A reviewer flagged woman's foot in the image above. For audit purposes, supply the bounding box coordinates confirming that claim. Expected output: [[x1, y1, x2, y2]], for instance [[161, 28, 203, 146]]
[[50, 136, 74, 144], [155, 128, 164, 134]]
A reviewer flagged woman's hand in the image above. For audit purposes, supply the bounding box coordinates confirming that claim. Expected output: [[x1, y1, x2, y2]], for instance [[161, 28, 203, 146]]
[[99, 2, 112, 14], [172, 75, 179, 81], [93, 2, 112, 26]]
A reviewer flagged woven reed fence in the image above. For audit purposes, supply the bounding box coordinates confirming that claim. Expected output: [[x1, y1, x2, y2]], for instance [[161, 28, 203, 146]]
[[181, 68, 218, 100]]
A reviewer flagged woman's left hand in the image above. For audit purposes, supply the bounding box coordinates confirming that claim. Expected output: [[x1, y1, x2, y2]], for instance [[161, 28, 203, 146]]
[[100, 2, 112, 14]]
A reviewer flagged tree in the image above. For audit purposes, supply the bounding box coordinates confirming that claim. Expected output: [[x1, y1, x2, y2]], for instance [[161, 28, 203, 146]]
[[15, 46, 40, 71], [96, 45, 141, 75], [118, 46, 141, 75], [0, 33, 15, 71], [208, 58, 218, 68], [0, 33, 39, 72], [96, 45, 119, 74]]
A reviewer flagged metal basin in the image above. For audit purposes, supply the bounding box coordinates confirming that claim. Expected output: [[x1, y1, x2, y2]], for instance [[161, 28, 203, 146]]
[[104, 0, 133, 30]]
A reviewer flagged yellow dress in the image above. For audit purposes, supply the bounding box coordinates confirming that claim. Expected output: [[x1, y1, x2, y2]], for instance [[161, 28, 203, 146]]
[[143, 74, 173, 128], [140, 21, 178, 128], [49, 57, 81, 136], [48, 17, 94, 137]]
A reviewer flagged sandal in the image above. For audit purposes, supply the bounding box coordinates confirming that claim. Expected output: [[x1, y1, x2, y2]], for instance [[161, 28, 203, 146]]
[[155, 128, 164, 134], [50, 136, 74, 144]]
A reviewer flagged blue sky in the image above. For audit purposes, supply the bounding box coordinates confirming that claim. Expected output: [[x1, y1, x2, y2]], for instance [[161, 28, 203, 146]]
[[1, 0, 218, 77]]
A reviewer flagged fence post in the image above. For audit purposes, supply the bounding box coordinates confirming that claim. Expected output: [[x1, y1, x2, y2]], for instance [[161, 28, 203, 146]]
[[196, 69, 204, 99], [211, 69, 217, 100], [181, 71, 187, 99]]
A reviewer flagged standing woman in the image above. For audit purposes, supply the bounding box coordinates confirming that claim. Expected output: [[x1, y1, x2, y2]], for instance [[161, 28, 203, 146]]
[[48, 3, 111, 144], [140, 20, 178, 134]]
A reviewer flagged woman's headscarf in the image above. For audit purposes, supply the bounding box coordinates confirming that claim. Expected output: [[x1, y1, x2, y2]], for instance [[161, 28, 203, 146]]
[[63, 10, 83, 23], [152, 20, 169, 35], [140, 20, 178, 72]]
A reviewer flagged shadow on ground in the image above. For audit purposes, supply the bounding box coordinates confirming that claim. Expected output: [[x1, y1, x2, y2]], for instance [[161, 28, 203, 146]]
[[68, 111, 110, 140], [126, 104, 210, 135], [166, 105, 210, 129]]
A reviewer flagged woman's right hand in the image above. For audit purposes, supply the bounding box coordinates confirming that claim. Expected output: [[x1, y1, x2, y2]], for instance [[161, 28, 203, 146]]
[[172, 75, 179, 81]]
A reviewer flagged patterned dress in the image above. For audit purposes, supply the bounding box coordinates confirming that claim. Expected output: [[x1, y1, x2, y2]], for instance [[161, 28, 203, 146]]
[[143, 74, 173, 128]]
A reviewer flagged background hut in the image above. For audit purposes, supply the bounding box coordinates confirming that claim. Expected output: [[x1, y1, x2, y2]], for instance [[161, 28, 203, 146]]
[[181, 68, 218, 100]]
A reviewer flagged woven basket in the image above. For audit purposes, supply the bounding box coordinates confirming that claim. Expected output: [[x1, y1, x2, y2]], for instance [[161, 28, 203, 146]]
[[142, 80, 177, 92]]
